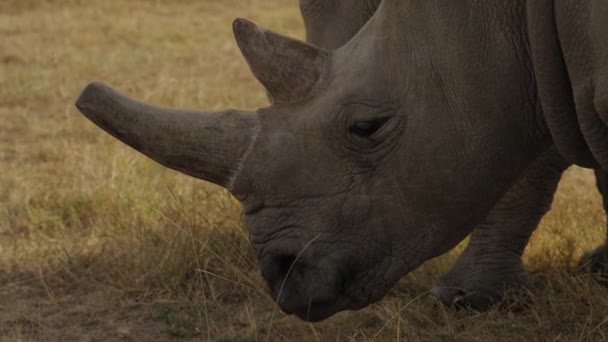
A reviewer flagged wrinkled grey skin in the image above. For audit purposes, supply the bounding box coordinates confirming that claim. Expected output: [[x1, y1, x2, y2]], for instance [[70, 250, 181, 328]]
[[74, 0, 608, 322], [299, 0, 608, 310]]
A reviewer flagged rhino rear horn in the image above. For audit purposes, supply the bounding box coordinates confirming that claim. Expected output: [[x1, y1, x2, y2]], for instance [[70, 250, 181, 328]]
[[233, 18, 330, 104], [75, 81, 259, 190]]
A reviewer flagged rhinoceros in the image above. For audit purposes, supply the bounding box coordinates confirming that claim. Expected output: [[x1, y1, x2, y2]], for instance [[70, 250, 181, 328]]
[[74, 0, 608, 321], [299, 0, 608, 308]]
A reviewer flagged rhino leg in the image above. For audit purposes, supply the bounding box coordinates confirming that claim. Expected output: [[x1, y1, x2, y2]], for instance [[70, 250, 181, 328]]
[[431, 147, 569, 310], [580, 169, 608, 276]]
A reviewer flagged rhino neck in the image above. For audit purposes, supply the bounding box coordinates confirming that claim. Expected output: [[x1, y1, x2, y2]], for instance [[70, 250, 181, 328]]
[[365, 0, 553, 146], [527, 0, 598, 169]]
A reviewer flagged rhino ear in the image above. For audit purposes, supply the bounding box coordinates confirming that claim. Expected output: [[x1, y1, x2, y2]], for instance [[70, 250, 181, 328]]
[[233, 18, 330, 104]]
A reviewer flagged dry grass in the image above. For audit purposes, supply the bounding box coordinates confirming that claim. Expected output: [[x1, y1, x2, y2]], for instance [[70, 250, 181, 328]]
[[1, 1, 607, 341]]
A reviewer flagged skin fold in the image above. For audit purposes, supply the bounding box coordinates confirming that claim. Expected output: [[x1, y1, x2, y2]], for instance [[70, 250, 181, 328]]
[[299, 0, 608, 309], [74, 0, 608, 321]]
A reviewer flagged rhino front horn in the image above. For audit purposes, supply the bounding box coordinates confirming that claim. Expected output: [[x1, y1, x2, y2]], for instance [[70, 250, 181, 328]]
[[233, 18, 330, 104], [75, 81, 259, 189]]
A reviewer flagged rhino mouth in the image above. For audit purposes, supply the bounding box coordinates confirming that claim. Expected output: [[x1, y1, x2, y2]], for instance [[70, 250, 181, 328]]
[[272, 278, 351, 322], [256, 242, 359, 321], [289, 269, 362, 322], [279, 264, 395, 322], [289, 299, 344, 322]]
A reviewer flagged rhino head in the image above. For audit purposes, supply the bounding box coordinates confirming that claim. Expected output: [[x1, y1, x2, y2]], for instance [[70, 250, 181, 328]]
[[76, 2, 552, 321]]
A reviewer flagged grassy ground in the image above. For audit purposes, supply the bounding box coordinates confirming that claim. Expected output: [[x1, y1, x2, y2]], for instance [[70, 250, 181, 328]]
[[1, 1, 608, 340]]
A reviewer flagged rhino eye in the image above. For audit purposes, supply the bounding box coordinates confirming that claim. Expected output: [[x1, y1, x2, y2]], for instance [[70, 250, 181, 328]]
[[350, 117, 390, 138]]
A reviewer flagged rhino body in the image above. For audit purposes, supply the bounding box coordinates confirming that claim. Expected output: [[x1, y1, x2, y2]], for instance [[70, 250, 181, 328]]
[[75, 0, 608, 321], [299, 0, 608, 309]]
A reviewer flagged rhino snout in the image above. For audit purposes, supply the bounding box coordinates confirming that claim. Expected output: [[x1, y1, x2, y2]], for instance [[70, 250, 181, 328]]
[[259, 249, 345, 322]]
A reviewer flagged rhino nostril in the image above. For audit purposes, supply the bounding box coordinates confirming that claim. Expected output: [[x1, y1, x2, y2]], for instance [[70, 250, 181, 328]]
[[274, 254, 298, 278], [262, 254, 299, 289]]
